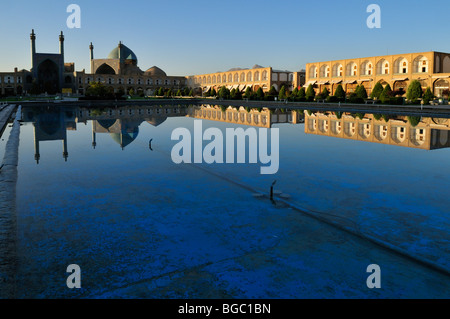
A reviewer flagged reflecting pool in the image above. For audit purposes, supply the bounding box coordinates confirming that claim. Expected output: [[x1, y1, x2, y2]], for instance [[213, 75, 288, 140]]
[[5, 104, 450, 298]]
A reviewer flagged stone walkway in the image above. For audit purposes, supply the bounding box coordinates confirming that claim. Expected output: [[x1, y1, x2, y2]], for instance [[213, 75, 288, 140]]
[[0, 104, 16, 139], [0, 105, 21, 298]]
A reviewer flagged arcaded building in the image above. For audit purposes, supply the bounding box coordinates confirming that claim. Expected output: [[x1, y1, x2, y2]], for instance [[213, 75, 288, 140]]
[[186, 66, 305, 94], [305, 51, 450, 97]]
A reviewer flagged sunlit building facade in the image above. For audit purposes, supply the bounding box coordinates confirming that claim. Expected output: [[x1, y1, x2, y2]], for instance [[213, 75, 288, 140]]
[[305, 51, 450, 98], [186, 66, 304, 94]]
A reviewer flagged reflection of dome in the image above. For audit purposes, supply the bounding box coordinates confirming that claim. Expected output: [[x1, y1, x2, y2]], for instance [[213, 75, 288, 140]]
[[107, 43, 137, 61], [39, 113, 61, 136], [97, 119, 117, 130], [144, 66, 167, 77], [110, 130, 139, 149], [146, 117, 167, 127]]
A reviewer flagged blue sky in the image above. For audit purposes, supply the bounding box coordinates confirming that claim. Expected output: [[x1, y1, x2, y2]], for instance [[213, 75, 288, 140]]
[[1, 0, 449, 76]]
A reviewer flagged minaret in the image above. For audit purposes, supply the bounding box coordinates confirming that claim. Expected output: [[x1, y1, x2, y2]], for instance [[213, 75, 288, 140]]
[[59, 31, 65, 57], [30, 29, 36, 73], [118, 41, 123, 62], [89, 42, 94, 74], [118, 41, 123, 75]]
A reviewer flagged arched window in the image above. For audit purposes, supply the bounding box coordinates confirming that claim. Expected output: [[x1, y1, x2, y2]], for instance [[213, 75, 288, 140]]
[[320, 65, 330, 77], [234, 73, 239, 82], [262, 70, 268, 81], [413, 56, 429, 73], [346, 62, 357, 76], [228, 74, 233, 82], [247, 71, 252, 82], [309, 65, 317, 78], [240, 73, 245, 82], [254, 71, 260, 81], [376, 59, 389, 75], [360, 61, 373, 76]]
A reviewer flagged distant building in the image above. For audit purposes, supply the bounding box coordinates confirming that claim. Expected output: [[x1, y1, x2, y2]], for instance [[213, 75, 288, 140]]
[[0, 30, 187, 97], [186, 65, 304, 94], [305, 51, 450, 97]]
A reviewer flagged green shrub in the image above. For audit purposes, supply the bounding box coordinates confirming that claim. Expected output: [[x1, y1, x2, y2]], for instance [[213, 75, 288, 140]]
[[326, 95, 338, 103], [298, 87, 306, 99], [371, 82, 384, 99], [422, 87, 434, 105], [305, 84, 316, 101], [334, 84, 346, 100], [406, 80, 423, 101]]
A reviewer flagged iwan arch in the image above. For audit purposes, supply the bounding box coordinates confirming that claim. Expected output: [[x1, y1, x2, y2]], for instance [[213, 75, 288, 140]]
[[305, 51, 450, 98]]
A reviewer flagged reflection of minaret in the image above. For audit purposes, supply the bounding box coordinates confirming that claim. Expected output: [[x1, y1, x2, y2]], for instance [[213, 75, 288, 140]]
[[92, 131, 97, 149], [34, 125, 40, 164], [63, 136, 68, 162]]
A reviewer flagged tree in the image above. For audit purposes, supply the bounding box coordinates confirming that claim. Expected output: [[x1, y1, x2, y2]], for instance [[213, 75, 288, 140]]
[[298, 87, 306, 99], [380, 84, 392, 104], [86, 81, 108, 98], [244, 87, 253, 99], [255, 87, 264, 100], [211, 88, 217, 97], [279, 85, 287, 100], [218, 86, 230, 99], [176, 89, 182, 96], [371, 82, 384, 99], [189, 89, 194, 97], [268, 86, 277, 96], [355, 85, 368, 99], [406, 80, 422, 102], [158, 87, 164, 96], [334, 84, 345, 100], [422, 87, 434, 105], [305, 84, 315, 101], [320, 87, 330, 99], [128, 88, 135, 96], [292, 87, 299, 98], [234, 88, 242, 100]]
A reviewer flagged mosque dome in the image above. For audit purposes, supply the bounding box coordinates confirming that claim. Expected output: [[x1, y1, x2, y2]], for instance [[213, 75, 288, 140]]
[[97, 119, 117, 130], [144, 66, 167, 77], [107, 43, 138, 61]]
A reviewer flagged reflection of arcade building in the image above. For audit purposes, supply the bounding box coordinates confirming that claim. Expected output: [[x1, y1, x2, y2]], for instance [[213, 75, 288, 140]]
[[187, 105, 304, 128], [304, 112, 450, 150], [23, 108, 77, 163]]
